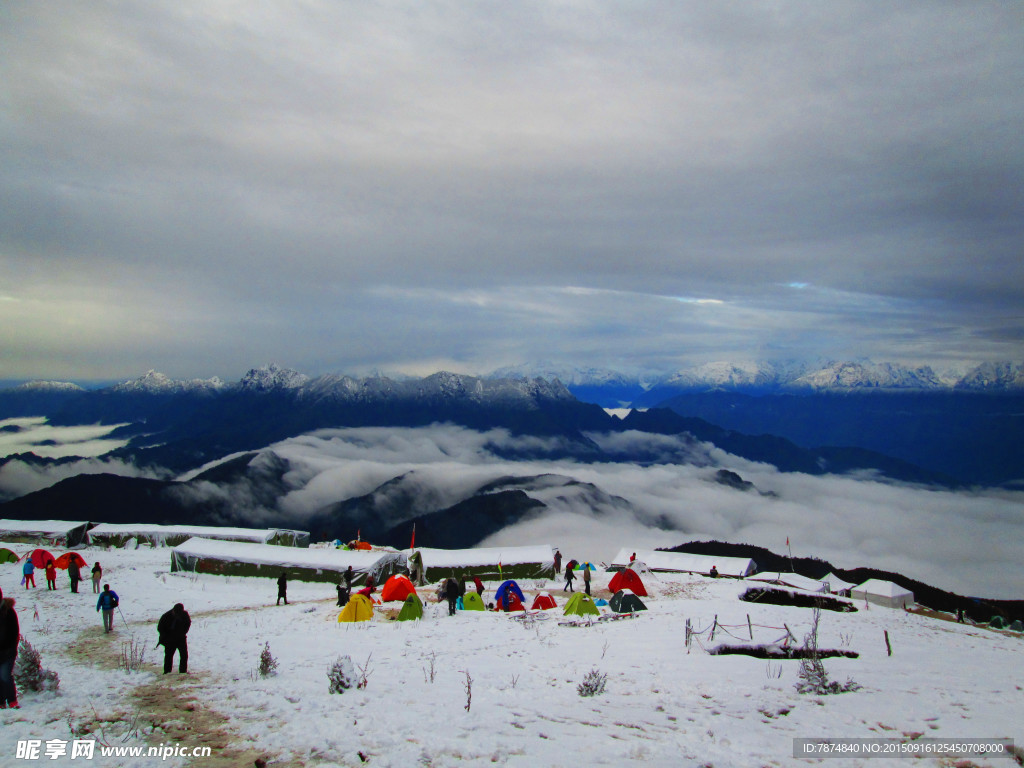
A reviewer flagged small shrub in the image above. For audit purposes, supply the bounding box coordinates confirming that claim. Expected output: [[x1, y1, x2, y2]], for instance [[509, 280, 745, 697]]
[[258, 642, 278, 678], [577, 668, 607, 697], [14, 638, 60, 693], [119, 636, 147, 674], [327, 656, 356, 694]]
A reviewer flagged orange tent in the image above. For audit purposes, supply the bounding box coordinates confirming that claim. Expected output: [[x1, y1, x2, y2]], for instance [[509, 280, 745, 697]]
[[531, 592, 557, 610], [54, 552, 87, 570], [380, 574, 417, 602], [607, 568, 648, 597]]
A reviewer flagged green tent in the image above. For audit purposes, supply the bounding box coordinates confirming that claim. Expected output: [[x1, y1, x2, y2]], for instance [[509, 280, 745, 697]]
[[989, 615, 1006, 629], [0, 548, 19, 564], [462, 591, 486, 611], [609, 589, 647, 613], [1008, 620, 1023, 632], [397, 593, 423, 622], [563, 592, 600, 617]]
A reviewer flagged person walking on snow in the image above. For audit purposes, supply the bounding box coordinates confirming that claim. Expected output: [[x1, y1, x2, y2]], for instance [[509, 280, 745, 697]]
[[22, 559, 35, 589], [563, 563, 575, 593], [277, 572, 288, 605], [553, 550, 562, 577], [157, 603, 191, 674], [91, 562, 102, 593], [583, 564, 591, 596], [45, 560, 57, 590], [68, 557, 82, 594], [96, 584, 119, 633], [0, 587, 20, 709]]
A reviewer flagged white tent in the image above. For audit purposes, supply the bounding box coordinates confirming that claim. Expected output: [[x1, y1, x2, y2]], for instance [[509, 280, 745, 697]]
[[88, 523, 309, 548], [609, 548, 756, 578], [413, 544, 554, 581], [171, 537, 404, 584], [851, 579, 914, 609], [747, 572, 828, 592], [821, 572, 857, 594]]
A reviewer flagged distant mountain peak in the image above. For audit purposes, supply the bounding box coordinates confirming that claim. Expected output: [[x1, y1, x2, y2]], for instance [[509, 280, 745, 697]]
[[237, 364, 310, 392], [12, 380, 85, 393], [112, 370, 226, 394]]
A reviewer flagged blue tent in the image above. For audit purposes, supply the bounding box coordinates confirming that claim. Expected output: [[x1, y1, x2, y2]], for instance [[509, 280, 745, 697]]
[[495, 580, 525, 606]]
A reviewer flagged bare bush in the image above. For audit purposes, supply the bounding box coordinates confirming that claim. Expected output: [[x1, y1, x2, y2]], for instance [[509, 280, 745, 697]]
[[577, 668, 608, 697], [14, 638, 60, 693]]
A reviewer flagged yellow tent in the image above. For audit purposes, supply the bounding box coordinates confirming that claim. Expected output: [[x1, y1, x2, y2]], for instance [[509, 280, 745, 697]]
[[338, 593, 374, 623]]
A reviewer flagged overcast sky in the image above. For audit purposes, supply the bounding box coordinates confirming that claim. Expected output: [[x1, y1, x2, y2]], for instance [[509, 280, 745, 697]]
[[2, 2, 1022, 381]]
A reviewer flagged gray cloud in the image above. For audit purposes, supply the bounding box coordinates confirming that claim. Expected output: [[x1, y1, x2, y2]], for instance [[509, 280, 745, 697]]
[[1, 2, 1022, 378]]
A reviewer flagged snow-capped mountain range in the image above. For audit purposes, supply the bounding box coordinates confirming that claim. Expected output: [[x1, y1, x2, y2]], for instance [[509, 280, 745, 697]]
[[495, 359, 1024, 396], [8, 359, 1024, 400]]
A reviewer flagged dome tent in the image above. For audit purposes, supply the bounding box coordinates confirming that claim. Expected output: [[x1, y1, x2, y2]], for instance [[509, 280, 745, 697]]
[[380, 574, 417, 602], [462, 591, 486, 611], [397, 593, 423, 621], [609, 589, 647, 613], [338, 593, 374, 623], [607, 568, 648, 597], [531, 592, 557, 610], [563, 592, 600, 617]]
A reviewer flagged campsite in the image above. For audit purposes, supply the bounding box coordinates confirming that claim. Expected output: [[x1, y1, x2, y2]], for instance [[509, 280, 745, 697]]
[[1, 538, 1022, 767]]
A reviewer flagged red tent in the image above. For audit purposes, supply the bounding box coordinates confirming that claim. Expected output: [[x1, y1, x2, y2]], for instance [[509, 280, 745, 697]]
[[26, 549, 56, 568], [531, 592, 557, 610], [608, 568, 648, 597], [54, 552, 87, 570], [495, 592, 525, 612], [380, 574, 416, 603]]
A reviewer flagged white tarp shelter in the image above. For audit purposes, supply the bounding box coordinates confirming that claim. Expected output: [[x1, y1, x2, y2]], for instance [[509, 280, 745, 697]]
[[412, 545, 554, 581], [851, 579, 914, 609], [747, 572, 828, 592], [171, 537, 404, 584], [609, 548, 757, 578], [0, 519, 90, 547], [821, 572, 857, 594], [89, 523, 309, 548]]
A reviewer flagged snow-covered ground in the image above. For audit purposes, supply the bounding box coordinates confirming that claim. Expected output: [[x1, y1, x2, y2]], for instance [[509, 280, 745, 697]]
[[1, 543, 1021, 767]]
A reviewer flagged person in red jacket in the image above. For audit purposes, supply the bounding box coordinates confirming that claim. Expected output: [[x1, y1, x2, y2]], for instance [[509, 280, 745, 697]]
[[0, 587, 20, 709], [45, 560, 57, 590]]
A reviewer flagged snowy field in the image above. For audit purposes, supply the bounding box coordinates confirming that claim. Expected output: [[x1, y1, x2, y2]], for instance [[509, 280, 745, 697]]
[[1, 543, 1021, 768]]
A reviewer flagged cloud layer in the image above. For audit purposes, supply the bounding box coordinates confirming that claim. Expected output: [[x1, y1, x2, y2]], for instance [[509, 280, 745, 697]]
[[261, 426, 1024, 599], [2, 3, 1022, 379]]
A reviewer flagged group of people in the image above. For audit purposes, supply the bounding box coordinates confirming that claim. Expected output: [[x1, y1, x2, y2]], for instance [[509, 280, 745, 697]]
[[21, 558, 103, 594], [554, 549, 593, 596], [440, 574, 485, 615]]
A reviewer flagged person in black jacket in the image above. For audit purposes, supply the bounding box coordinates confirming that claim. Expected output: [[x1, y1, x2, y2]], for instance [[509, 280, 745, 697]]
[[157, 603, 191, 674], [444, 577, 460, 616], [277, 572, 288, 605], [0, 587, 20, 708], [68, 558, 82, 594]]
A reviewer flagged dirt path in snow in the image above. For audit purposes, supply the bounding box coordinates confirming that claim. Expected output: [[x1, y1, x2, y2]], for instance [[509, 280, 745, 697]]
[[63, 608, 309, 768]]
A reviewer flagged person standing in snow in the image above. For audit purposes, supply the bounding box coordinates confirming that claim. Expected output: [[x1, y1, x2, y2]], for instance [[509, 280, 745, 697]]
[[157, 603, 191, 674], [45, 560, 57, 590], [91, 562, 102, 593], [0, 587, 20, 709], [344, 566, 354, 591], [583, 564, 591, 596], [563, 563, 575, 593], [444, 577, 459, 616], [473, 575, 484, 597], [22, 559, 35, 589], [277, 572, 288, 605], [96, 584, 119, 633], [336, 581, 349, 607], [68, 557, 82, 594], [553, 550, 562, 578]]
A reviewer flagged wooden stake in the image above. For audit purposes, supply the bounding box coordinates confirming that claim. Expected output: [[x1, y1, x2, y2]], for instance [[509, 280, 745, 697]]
[[711, 614, 718, 641], [747, 613, 753, 640], [884, 630, 892, 657]]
